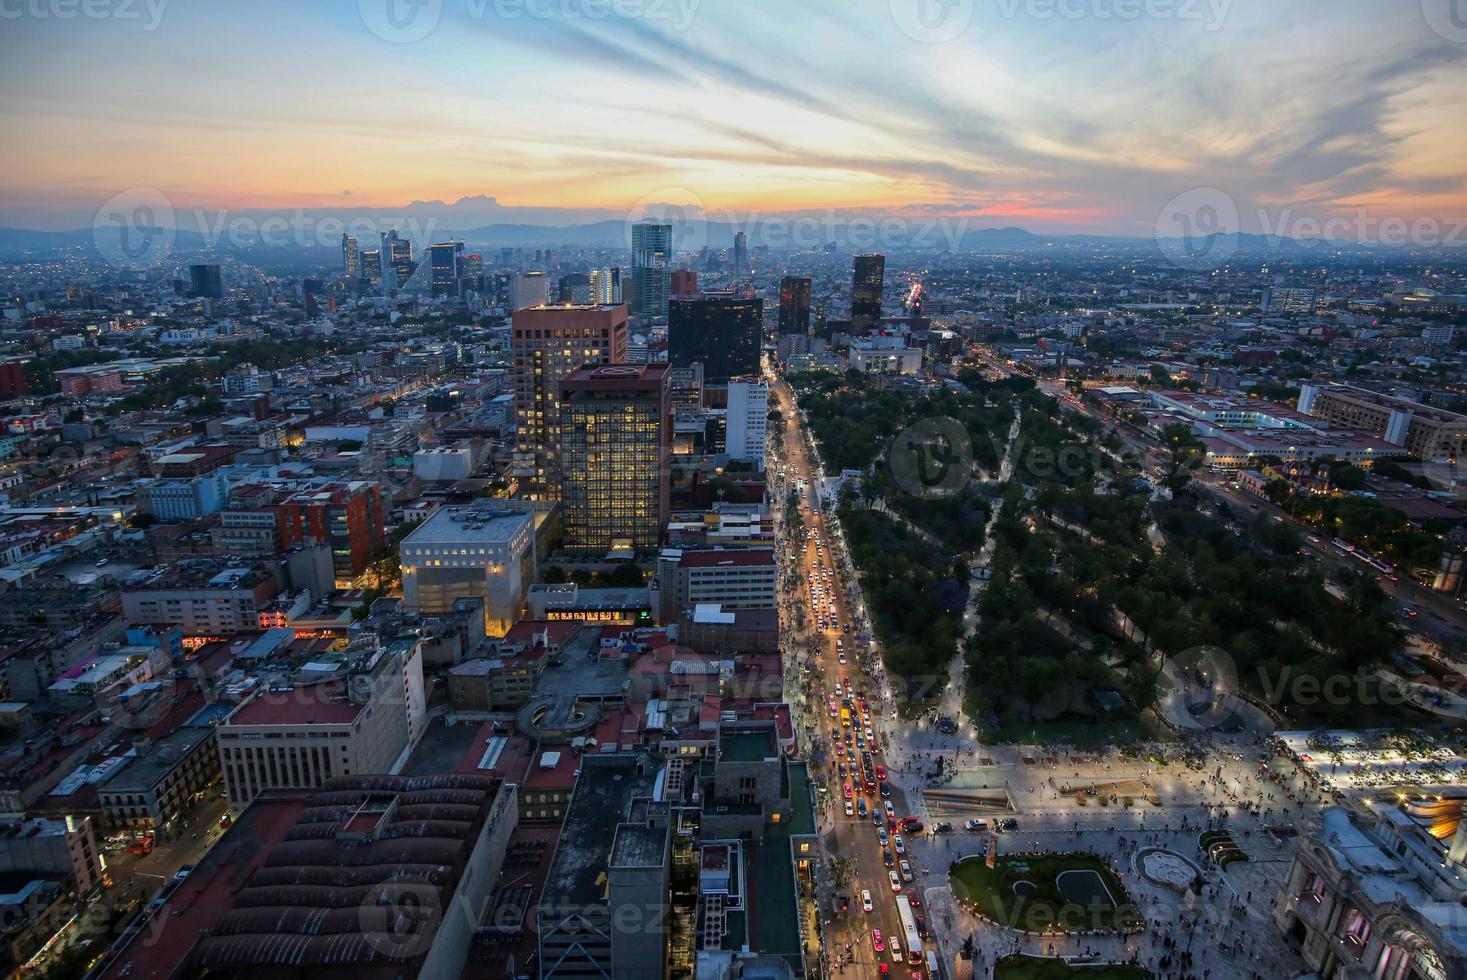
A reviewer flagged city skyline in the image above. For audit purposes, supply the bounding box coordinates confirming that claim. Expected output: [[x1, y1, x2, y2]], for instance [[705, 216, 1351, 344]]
[[1, 0, 1464, 238]]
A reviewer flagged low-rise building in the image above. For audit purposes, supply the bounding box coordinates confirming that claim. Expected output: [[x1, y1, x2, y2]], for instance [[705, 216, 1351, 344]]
[[97, 726, 220, 837], [0, 815, 104, 894], [215, 636, 427, 811]]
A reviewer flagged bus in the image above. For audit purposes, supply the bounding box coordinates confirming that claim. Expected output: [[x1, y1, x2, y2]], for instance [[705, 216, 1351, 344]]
[[895, 895, 923, 964], [926, 949, 942, 978]]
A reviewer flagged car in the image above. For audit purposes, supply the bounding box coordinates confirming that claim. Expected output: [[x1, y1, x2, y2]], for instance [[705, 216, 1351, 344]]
[[857, 798, 868, 817], [893, 834, 905, 854], [871, 809, 882, 826], [861, 889, 873, 913], [908, 892, 921, 909], [875, 763, 887, 780], [880, 782, 891, 798], [844, 800, 854, 816], [915, 914, 928, 938], [1001, 817, 1019, 830], [838, 654, 846, 665], [889, 940, 903, 962], [843, 783, 852, 799], [884, 800, 896, 817], [95, 558, 110, 567], [965, 818, 989, 832], [837, 762, 847, 777], [899, 859, 913, 882], [878, 827, 889, 845], [889, 870, 902, 892], [934, 821, 953, 834], [883, 848, 895, 867], [871, 929, 884, 952]]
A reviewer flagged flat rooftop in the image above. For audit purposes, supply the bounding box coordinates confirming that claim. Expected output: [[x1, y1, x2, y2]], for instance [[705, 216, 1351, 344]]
[[611, 822, 666, 869], [402, 504, 532, 545], [721, 730, 778, 763], [543, 754, 659, 907]]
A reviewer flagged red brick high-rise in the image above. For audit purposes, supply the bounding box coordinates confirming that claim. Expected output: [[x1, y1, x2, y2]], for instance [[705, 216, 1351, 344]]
[[273, 481, 384, 586]]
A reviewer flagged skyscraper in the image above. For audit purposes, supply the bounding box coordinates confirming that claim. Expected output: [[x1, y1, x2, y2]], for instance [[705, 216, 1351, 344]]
[[725, 377, 769, 470], [558, 273, 592, 305], [510, 272, 548, 311], [342, 235, 359, 280], [668, 295, 764, 383], [851, 253, 885, 330], [589, 267, 622, 304], [778, 276, 812, 335], [733, 231, 748, 275], [512, 304, 629, 499], [380, 230, 414, 290], [558, 364, 670, 556], [359, 249, 382, 286], [188, 264, 223, 300], [428, 241, 464, 298], [630, 223, 672, 320]]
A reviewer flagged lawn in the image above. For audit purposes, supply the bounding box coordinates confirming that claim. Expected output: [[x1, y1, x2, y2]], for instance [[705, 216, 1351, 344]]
[[949, 853, 1142, 932], [995, 955, 1152, 979]]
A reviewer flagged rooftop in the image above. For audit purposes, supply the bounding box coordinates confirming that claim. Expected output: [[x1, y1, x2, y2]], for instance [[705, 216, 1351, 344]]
[[543, 754, 660, 907]]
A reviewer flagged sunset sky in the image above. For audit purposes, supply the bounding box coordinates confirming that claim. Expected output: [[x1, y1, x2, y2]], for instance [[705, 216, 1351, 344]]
[[1, 0, 1464, 236]]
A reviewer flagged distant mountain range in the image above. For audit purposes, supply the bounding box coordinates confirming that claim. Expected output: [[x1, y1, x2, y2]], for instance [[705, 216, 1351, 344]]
[[0, 218, 1458, 261]]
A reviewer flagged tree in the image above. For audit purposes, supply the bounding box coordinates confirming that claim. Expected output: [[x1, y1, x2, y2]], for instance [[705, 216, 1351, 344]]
[[1160, 423, 1204, 494]]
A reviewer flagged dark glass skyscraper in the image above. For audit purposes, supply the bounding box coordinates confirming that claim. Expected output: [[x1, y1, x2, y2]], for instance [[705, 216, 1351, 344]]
[[851, 253, 885, 329], [630, 223, 672, 320], [559, 363, 671, 556], [428, 242, 464, 298], [668, 295, 763, 383], [778, 276, 812, 335], [188, 263, 223, 299]]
